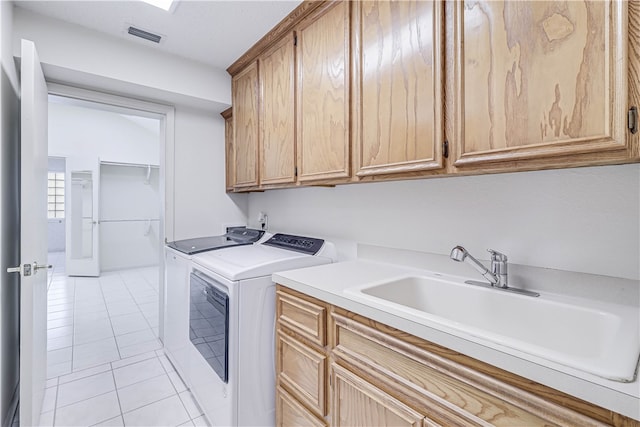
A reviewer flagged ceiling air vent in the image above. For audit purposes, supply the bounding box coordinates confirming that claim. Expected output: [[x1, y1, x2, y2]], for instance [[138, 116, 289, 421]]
[[127, 26, 162, 43]]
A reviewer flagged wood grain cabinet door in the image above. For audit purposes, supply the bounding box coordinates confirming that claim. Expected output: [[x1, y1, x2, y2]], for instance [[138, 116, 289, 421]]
[[353, 0, 444, 177], [232, 61, 260, 188], [296, 1, 351, 182], [331, 363, 425, 427], [221, 108, 234, 192], [260, 33, 296, 185], [452, 0, 629, 168]]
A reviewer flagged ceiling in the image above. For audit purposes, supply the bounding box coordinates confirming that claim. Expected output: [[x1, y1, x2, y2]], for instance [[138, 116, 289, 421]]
[[14, 0, 303, 70]]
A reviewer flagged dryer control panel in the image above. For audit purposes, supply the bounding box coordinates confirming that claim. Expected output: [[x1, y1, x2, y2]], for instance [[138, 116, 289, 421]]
[[263, 233, 324, 255]]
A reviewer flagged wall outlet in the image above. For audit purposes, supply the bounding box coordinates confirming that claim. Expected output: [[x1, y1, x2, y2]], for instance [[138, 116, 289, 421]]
[[258, 212, 268, 230]]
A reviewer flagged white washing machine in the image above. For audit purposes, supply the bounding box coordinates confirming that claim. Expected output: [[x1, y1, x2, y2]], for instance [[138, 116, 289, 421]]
[[189, 233, 337, 427], [163, 228, 266, 388]]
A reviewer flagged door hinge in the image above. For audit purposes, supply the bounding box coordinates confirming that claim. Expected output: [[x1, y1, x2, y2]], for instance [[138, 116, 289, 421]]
[[443, 140, 449, 159], [629, 107, 638, 134], [294, 35, 298, 46]]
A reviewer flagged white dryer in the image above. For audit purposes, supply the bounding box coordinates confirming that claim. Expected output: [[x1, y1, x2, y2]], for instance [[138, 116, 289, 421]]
[[189, 233, 337, 426]]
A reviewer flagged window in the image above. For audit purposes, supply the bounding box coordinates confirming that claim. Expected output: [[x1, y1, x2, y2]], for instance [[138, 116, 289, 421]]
[[47, 172, 65, 219]]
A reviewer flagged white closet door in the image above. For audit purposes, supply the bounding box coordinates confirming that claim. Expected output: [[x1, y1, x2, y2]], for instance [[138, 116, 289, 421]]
[[65, 157, 100, 277]]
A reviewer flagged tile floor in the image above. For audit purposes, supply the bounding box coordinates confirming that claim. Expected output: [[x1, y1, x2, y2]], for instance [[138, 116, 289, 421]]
[[40, 252, 210, 427]]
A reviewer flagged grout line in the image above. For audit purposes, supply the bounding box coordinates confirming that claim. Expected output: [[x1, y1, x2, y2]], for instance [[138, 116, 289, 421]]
[[109, 367, 125, 425], [98, 274, 124, 362], [50, 382, 59, 427]]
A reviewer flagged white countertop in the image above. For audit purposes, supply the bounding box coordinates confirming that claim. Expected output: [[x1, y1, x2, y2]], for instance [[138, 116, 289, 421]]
[[273, 253, 640, 421]]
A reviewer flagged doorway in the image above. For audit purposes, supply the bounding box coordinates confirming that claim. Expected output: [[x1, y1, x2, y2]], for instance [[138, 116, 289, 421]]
[[35, 87, 196, 426]]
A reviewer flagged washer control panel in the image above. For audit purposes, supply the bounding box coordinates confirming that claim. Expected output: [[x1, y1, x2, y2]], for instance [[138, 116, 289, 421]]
[[263, 233, 324, 255]]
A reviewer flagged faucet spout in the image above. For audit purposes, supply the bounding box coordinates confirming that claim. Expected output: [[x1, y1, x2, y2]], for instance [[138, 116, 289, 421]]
[[449, 245, 539, 297], [449, 246, 498, 286]]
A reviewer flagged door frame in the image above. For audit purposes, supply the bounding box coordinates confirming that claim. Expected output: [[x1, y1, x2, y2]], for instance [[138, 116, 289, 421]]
[[47, 83, 175, 342]]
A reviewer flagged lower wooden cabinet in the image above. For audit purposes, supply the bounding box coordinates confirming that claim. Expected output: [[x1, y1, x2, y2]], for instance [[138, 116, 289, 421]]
[[275, 285, 639, 427]]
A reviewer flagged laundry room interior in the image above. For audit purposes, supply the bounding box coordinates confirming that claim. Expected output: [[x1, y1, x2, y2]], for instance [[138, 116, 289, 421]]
[[0, 1, 639, 427]]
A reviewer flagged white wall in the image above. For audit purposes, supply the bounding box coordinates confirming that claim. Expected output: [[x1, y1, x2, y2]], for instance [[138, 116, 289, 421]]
[[0, 1, 20, 423], [173, 107, 248, 239], [12, 6, 230, 111], [248, 164, 640, 281], [100, 164, 160, 270], [48, 100, 160, 165]]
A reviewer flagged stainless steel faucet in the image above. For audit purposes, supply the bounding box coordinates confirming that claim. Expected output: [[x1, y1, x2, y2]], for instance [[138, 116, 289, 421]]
[[449, 246, 539, 297]]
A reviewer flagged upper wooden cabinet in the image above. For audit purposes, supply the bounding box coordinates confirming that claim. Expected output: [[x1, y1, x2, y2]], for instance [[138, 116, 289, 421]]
[[225, 0, 638, 192], [232, 61, 260, 188], [260, 33, 297, 185], [296, 1, 351, 182], [451, 0, 631, 168], [353, 1, 444, 177]]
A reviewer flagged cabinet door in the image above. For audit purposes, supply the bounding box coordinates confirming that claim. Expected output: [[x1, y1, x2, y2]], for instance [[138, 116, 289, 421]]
[[277, 331, 327, 417], [232, 61, 260, 188], [354, 1, 444, 177], [296, 1, 350, 182], [221, 108, 234, 192], [260, 33, 296, 185], [277, 386, 327, 427], [452, 1, 628, 167], [331, 363, 425, 427]]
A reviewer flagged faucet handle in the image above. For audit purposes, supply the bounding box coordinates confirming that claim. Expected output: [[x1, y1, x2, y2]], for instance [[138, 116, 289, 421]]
[[487, 249, 507, 262]]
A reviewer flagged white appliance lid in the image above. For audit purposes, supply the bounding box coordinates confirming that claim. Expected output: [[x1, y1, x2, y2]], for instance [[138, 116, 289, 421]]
[[191, 244, 332, 281]]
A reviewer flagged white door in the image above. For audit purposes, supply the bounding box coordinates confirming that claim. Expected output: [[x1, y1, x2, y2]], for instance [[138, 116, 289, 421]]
[[18, 39, 49, 427], [65, 157, 100, 276]]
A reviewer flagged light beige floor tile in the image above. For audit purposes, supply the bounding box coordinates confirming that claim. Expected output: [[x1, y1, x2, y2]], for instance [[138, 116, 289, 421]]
[[192, 415, 211, 427], [110, 351, 156, 370], [178, 391, 203, 419], [54, 391, 120, 427], [91, 415, 124, 427], [38, 410, 54, 427], [58, 363, 112, 385], [56, 371, 115, 408], [167, 371, 187, 393], [114, 329, 155, 348], [42, 386, 57, 413], [118, 338, 162, 359], [122, 395, 190, 427], [117, 374, 176, 413], [113, 357, 165, 389]]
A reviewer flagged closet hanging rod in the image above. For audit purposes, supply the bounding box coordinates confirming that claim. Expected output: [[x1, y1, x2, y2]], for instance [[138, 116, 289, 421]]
[[99, 219, 160, 223], [100, 161, 159, 169]]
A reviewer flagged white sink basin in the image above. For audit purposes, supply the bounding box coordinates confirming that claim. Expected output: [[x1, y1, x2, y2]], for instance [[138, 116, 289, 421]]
[[346, 274, 640, 382]]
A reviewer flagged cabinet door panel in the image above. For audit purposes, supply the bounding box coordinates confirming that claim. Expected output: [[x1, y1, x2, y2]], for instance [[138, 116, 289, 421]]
[[277, 386, 327, 427], [453, 0, 628, 166], [260, 33, 296, 185], [276, 288, 327, 347], [331, 363, 424, 427], [277, 331, 327, 417], [232, 62, 259, 187], [355, 0, 443, 176], [296, 2, 350, 182], [221, 109, 234, 192]]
